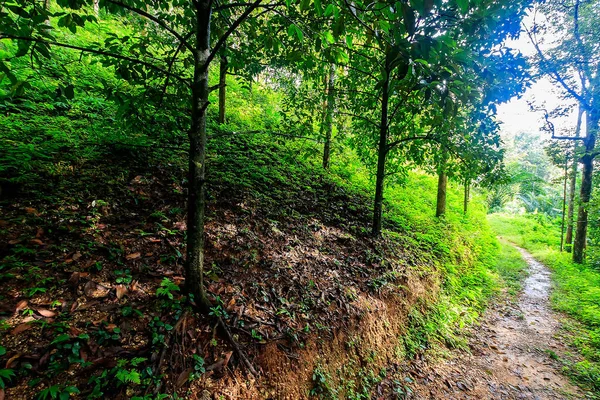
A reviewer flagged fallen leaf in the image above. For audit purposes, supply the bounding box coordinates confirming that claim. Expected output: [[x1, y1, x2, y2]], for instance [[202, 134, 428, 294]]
[[92, 317, 107, 326], [72, 252, 82, 261], [11, 323, 32, 335], [5, 353, 21, 369], [24, 207, 37, 214], [0, 388, 5, 400], [227, 297, 236, 311], [206, 351, 233, 375], [176, 367, 193, 388], [8, 239, 22, 245], [15, 300, 28, 313], [69, 326, 83, 336], [148, 238, 161, 243], [115, 285, 128, 299], [126, 252, 141, 260], [35, 228, 44, 238], [69, 272, 81, 285], [30, 239, 44, 246], [39, 351, 50, 367], [84, 281, 109, 298], [37, 309, 56, 318]]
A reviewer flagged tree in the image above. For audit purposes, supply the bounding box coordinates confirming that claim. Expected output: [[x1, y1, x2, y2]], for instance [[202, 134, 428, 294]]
[[566, 107, 584, 251], [526, 0, 600, 263], [0, 0, 277, 311], [338, 0, 530, 236]]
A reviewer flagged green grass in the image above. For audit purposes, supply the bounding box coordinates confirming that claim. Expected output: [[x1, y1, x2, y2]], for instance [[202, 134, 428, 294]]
[[493, 239, 529, 297], [489, 213, 600, 393]]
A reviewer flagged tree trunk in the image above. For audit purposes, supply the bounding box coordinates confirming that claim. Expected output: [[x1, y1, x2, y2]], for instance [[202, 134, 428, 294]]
[[560, 153, 568, 252], [372, 62, 390, 237], [436, 170, 448, 217], [566, 107, 583, 252], [218, 54, 227, 124], [573, 109, 598, 264], [463, 178, 470, 215], [186, 0, 212, 311], [322, 63, 335, 169], [93, 0, 99, 14]]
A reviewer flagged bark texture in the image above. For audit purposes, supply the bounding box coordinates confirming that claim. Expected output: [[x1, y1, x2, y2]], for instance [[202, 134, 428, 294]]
[[322, 63, 335, 169], [566, 107, 583, 252], [186, 0, 211, 310], [436, 171, 448, 217], [372, 60, 390, 237], [573, 109, 598, 264], [463, 179, 470, 215]]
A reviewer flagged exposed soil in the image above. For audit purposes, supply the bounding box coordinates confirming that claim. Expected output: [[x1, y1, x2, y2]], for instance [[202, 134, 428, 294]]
[[404, 246, 584, 399]]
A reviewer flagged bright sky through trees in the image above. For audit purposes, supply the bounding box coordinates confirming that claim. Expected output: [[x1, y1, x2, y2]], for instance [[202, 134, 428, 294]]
[[497, 13, 584, 138]]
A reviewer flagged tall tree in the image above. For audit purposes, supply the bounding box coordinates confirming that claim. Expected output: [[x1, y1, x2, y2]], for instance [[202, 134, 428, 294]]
[[566, 107, 584, 252], [527, 0, 600, 263], [0, 0, 277, 311]]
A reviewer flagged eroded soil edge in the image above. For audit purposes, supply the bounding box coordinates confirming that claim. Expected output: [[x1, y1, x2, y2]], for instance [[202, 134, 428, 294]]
[[406, 246, 583, 399]]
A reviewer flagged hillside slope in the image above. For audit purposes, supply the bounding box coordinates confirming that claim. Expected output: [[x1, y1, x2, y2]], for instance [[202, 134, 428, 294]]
[[0, 125, 503, 398]]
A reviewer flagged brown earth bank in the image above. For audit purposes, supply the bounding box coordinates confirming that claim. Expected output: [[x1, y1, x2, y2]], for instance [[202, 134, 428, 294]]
[[394, 246, 586, 400]]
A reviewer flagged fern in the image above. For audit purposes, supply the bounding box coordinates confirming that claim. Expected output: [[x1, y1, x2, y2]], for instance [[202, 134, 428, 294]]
[[115, 369, 141, 385]]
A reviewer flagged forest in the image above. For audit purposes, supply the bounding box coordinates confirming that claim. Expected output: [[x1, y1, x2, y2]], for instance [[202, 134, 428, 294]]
[[0, 0, 599, 398]]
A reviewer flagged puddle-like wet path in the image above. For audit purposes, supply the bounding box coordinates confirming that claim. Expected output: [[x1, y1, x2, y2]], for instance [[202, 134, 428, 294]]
[[405, 246, 583, 399]]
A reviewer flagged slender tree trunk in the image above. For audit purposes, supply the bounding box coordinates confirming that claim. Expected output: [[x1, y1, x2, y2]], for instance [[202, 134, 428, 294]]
[[186, 1, 211, 311], [573, 109, 598, 264], [322, 63, 335, 169], [566, 107, 583, 252], [93, 0, 99, 14], [372, 61, 390, 237], [463, 178, 470, 215], [560, 153, 568, 252], [436, 170, 448, 217], [218, 54, 227, 124]]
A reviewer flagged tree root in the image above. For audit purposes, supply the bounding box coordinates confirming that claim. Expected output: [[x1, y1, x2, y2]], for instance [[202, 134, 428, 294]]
[[217, 316, 259, 377]]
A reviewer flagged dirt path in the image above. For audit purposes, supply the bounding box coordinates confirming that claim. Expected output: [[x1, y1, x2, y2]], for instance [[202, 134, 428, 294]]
[[405, 246, 583, 399]]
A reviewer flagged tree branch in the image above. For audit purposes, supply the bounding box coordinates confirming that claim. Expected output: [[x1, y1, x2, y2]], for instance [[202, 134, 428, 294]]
[[158, 31, 194, 106], [1, 34, 191, 87], [524, 24, 588, 108], [106, 0, 194, 54], [337, 111, 379, 128], [214, 1, 283, 11], [387, 134, 433, 150], [204, 0, 264, 72]]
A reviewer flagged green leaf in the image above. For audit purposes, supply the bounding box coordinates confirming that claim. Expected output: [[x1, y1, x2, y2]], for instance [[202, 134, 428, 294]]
[[324, 4, 336, 16], [314, 0, 323, 15], [345, 35, 353, 48], [456, 0, 469, 15], [401, 4, 416, 36], [51, 334, 71, 345]]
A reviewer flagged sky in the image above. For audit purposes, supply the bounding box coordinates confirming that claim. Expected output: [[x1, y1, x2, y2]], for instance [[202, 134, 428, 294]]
[[495, 13, 582, 141]]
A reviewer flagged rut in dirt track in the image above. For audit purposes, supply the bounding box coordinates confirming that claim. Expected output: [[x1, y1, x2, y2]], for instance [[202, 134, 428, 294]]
[[407, 245, 583, 399]]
